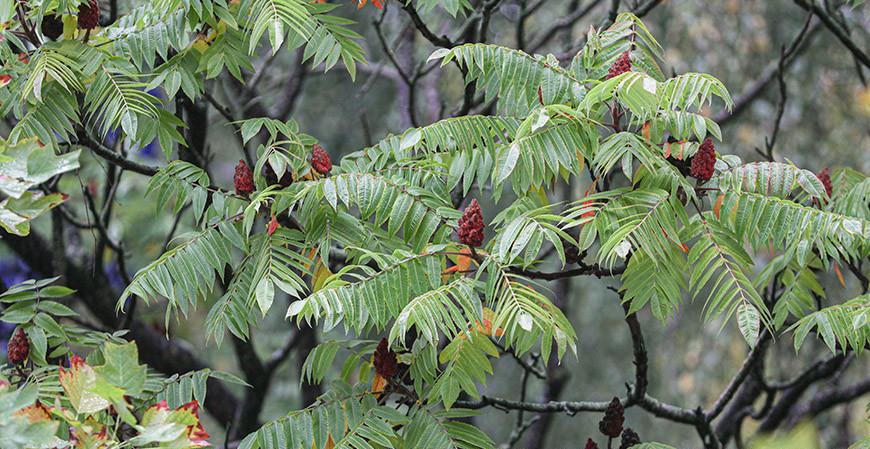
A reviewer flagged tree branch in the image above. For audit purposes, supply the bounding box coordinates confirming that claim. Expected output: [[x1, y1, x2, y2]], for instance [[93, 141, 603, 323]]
[[713, 14, 818, 126], [793, 0, 870, 69], [706, 332, 770, 421]]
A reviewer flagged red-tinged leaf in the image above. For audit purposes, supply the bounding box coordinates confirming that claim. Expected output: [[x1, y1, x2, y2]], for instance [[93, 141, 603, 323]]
[[178, 400, 210, 446], [833, 263, 846, 288], [663, 142, 671, 159], [148, 400, 170, 412], [642, 122, 651, 140], [357, 0, 383, 9], [267, 215, 279, 236], [537, 85, 544, 105], [0, 74, 11, 87], [713, 194, 724, 219]]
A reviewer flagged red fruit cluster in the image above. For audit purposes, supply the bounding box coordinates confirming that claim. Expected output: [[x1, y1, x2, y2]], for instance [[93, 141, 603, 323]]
[[234, 160, 254, 196], [41, 15, 64, 40], [311, 144, 332, 176], [373, 338, 397, 378], [457, 199, 484, 247], [817, 168, 833, 198], [607, 51, 632, 79], [78, 0, 100, 30], [619, 428, 641, 449], [584, 438, 599, 449], [598, 397, 625, 438], [690, 138, 716, 182], [7, 327, 29, 365]]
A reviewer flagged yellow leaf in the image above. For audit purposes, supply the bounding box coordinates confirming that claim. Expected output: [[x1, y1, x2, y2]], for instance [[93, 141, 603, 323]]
[[301, 248, 318, 271], [371, 374, 387, 397], [311, 259, 332, 292]]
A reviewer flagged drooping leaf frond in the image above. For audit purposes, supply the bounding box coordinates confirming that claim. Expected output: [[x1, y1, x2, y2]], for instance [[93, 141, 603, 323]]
[[104, 4, 192, 69], [239, 382, 407, 449], [247, 228, 313, 316], [402, 407, 494, 449], [481, 260, 577, 361], [716, 162, 827, 201], [342, 115, 517, 197], [621, 250, 687, 320], [430, 44, 584, 115], [658, 73, 733, 112], [489, 199, 572, 267], [790, 294, 869, 354], [757, 254, 825, 329], [389, 277, 482, 346], [120, 221, 246, 316], [830, 168, 870, 220], [648, 109, 722, 142], [716, 190, 870, 260], [21, 46, 85, 102], [495, 114, 597, 195], [429, 331, 499, 409], [580, 72, 660, 121], [205, 253, 258, 345], [146, 161, 211, 223], [83, 67, 162, 141], [9, 86, 79, 147], [239, 0, 365, 79], [286, 252, 443, 333], [595, 188, 686, 268], [686, 216, 771, 346], [592, 132, 662, 181], [573, 12, 665, 81], [284, 173, 455, 251]]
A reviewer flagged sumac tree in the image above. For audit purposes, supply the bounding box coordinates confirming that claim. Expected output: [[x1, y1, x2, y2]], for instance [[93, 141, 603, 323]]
[[0, 1, 868, 448]]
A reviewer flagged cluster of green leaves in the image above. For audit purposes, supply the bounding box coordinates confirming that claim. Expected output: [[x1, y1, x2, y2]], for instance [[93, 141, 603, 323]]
[[0, 0, 365, 157], [0, 278, 248, 448]]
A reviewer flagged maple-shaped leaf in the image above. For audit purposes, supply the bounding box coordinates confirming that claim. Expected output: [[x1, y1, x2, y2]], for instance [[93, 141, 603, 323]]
[[175, 400, 210, 446], [0, 138, 80, 198], [59, 354, 110, 415], [0, 191, 67, 236], [130, 400, 194, 446]]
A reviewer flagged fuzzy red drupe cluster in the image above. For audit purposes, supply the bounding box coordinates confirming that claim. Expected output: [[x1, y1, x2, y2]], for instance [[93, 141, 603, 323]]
[[311, 144, 332, 176], [599, 397, 625, 438], [458, 199, 485, 247], [234, 160, 255, 196], [607, 51, 632, 79], [690, 137, 716, 181], [373, 338, 398, 378], [7, 327, 29, 365], [78, 0, 100, 30], [817, 167, 833, 198]]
